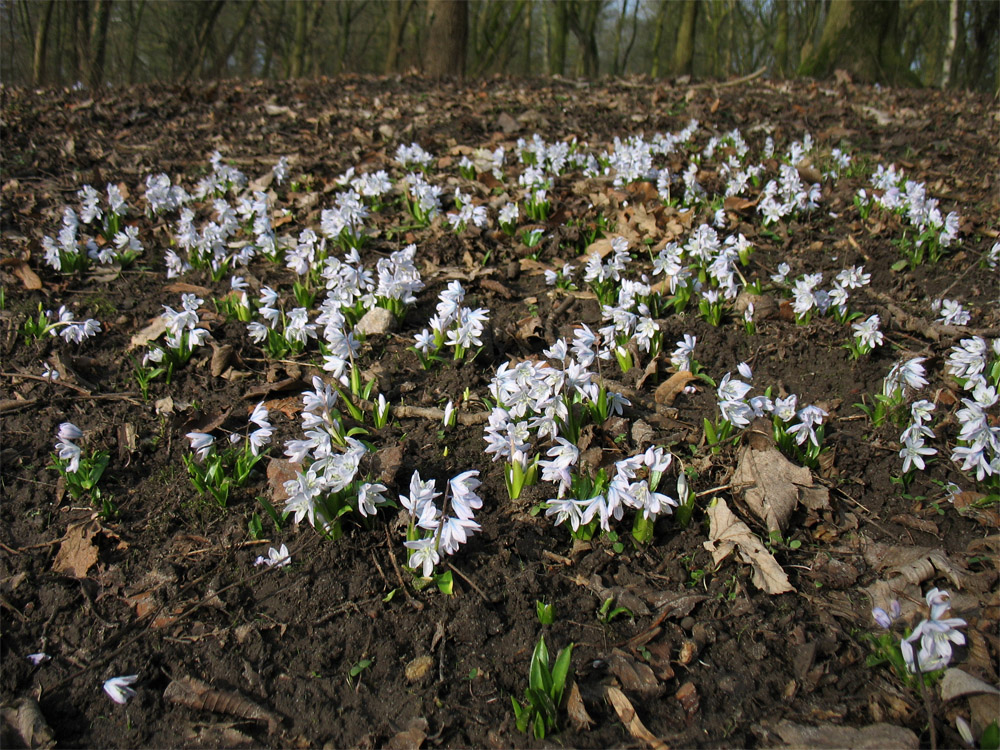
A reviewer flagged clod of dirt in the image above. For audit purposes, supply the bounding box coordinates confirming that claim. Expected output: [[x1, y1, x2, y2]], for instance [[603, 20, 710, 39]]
[[356, 307, 397, 336]]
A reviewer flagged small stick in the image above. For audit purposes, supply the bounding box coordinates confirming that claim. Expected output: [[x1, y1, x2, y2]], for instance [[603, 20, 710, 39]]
[[384, 526, 423, 611], [447, 563, 490, 602]]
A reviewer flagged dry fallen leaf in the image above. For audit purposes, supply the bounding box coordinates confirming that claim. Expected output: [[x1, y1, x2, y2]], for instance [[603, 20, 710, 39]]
[[566, 682, 594, 732], [52, 521, 101, 578], [769, 719, 918, 749], [940, 668, 1000, 702], [164, 676, 281, 734], [732, 442, 829, 534], [605, 649, 662, 696], [605, 686, 669, 750], [1, 697, 56, 749], [704, 499, 793, 595], [129, 316, 168, 350], [653, 371, 695, 406], [1, 257, 43, 290]]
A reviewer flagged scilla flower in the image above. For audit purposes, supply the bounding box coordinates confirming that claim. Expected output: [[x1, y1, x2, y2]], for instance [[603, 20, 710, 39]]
[[103, 674, 139, 704]]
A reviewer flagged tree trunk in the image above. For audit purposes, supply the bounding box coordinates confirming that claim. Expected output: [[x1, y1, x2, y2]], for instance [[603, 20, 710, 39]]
[[566, 0, 601, 78], [126, 0, 146, 84], [424, 0, 467, 77], [940, 0, 959, 88], [32, 0, 55, 86], [547, 0, 567, 76], [650, 0, 668, 78], [385, 0, 415, 74], [773, 0, 789, 77], [181, 0, 226, 83], [87, 0, 112, 89], [797, 0, 920, 86], [522, 0, 532, 74], [288, 0, 307, 78], [671, 0, 697, 77]]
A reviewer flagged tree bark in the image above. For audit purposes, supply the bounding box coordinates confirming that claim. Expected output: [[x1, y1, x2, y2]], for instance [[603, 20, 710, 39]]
[[940, 0, 959, 88], [773, 0, 789, 77], [32, 0, 55, 85], [87, 0, 112, 89], [797, 0, 920, 86], [566, 0, 601, 78], [650, 0, 668, 78], [424, 0, 467, 78], [385, 0, 415, 74], [288, 0, 307, 78], [181, 0, 226, 83], [547, 0, 567, 76], [671, 0, 698, 77]]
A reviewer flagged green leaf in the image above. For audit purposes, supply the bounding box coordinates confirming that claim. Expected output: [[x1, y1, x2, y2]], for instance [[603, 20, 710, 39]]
[[435, 570, 454, 596], [550, 644, 574, 703], [529, 638, 552, 694], [981, 719, 999, 750]]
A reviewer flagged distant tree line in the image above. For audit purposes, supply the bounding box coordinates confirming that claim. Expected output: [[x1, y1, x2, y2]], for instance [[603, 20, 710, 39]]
[[2, 0, 996, 92]]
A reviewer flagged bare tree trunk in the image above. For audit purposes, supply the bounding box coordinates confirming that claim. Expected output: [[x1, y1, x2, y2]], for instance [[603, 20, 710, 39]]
[[650, 0, 668, 78], [88, 0, 112, 89], [424, 0, 467, 77], [773, 0, 789, 76], [547, 0, 567, 75], [288, 0, 307, 78], [181, 0, 225, 83], [32, 0, 55, 85], [566, 0, 601, 78], [385, 0, 415, 74], [126, 0, 146, 84], [522, 0, 532, 74], [671, 0, 698, 77], [214, 0, 256, 78], [940, 0, 959, 88]]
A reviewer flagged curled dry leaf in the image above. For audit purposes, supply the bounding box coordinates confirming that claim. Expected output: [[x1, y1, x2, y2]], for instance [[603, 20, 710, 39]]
[[164, 676, 282, 735], [604, 686, 669, 750], [1, 697, 56, 749], [732, 441, 829, 535], [704, 499, 793, 595], [653, 371, 695, 407], [566, 682, 594, 732], [605, 649, 662, 697]]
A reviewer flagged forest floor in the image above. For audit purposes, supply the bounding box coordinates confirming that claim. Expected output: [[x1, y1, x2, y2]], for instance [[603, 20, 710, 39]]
[[1, 74, 998, 750]]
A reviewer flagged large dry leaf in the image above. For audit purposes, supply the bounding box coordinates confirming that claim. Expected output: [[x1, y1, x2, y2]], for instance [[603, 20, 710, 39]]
[[129, 316, 168, 350], [704, 499, 793, 594], [1, 258, 43, 290], [1, 697, 56, 749], [769, 719, 917, 749], [653, 371, 695, 406], [52, 521, 100, 578], [859, 537, 967, 589], [732, 444, 829, 534], [604, 686, 669, 750]]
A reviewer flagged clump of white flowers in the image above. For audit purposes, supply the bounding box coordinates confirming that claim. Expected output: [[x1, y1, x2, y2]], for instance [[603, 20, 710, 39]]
[[413, 281, 490, 365]]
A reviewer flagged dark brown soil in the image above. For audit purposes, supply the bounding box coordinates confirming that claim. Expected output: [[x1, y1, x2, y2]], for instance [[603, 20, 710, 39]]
[[1, 75, 998, 749]]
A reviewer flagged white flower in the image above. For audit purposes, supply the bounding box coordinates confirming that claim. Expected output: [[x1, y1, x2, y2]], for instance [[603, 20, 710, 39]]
[[255, 544, 291, 568], [27, 652, 50, 665], [103, 674, 139, 704], [900, 435, 936, 473], [185, 432, 215, 461], [404, 537, 440, 577], [58, 422, 84, 441]]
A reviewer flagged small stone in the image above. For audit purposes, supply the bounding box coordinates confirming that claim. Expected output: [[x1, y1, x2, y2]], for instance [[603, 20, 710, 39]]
[[680, 616, 695, 632], [678, 639, 699, 665], [356, 307, 396, 336], [404, 655, 435, 683]]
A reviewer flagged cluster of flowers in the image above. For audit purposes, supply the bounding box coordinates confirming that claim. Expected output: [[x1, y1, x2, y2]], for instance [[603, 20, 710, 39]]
[[758, 137, 822, 225], [42, 184, 137, 271], [771, 263, 873, 325], [544, 444, 684, 543], [413, 281, 490, 361], [320, 187, 369, 249], [50, 421, 108, 500], [46, 305, 102, 344], [945, 337, 1000, 483], [861, 163, 960, 250], [281, 376, 386, 532], [483, 337, 629, 500], [144, 172, 190, 215], [458, 146, 506, 180], [447, 188, 489, 233], [400, 470, 482, 576], [873, 587, 966, 674], [54, 422, 86, 474], [144, 293, 211, 374], [186, 400, 273, 462]]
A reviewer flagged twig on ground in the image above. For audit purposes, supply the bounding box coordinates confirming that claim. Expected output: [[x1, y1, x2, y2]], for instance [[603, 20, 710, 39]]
[[384, 526, 423, 611]]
